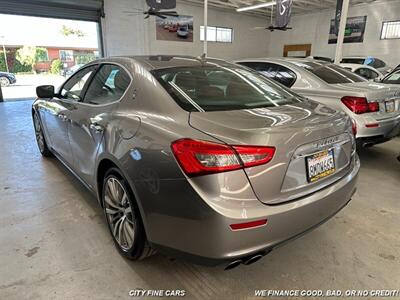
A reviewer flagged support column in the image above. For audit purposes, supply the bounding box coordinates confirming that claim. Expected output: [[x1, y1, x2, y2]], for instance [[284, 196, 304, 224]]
[[334, 0, 350, 64], [203, 0, 208, 56]]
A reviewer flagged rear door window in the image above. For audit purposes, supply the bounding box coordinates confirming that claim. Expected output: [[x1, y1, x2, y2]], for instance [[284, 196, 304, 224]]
[[84, 64, 131, 105]]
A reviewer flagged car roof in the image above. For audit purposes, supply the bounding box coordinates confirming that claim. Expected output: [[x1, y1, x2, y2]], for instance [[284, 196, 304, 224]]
[[94, 55, 235, 71], [235, 57, 331, 66]]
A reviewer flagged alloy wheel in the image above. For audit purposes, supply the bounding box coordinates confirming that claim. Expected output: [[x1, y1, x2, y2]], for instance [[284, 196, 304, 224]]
[[104, 177, 136, 251], [0, 77, 10, 87], [33, 114, 45, 153]]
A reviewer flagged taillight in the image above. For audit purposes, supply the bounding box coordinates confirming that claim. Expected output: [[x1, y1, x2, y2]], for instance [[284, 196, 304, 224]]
[[171, 139, 275, 176], [341, 96, 379, 114]]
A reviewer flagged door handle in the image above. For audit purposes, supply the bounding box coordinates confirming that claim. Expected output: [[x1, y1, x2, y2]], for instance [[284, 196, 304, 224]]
[[90, 123, 104, 133], [58, 114, 68, 121]]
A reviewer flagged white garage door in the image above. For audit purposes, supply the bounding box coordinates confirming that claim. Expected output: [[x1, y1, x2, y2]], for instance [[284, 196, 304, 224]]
[[0, 0, 103, 21]]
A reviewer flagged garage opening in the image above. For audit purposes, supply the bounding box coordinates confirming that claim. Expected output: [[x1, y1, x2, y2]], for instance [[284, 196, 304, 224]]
[[0, 0, 103, 102]]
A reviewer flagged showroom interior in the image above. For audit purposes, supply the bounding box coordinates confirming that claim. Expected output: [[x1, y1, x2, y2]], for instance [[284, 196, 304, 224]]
[[0, 0, 399, 299]]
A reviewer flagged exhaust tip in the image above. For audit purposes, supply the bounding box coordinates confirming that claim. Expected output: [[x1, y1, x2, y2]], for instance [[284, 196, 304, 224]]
[[224, 259, 242, 270], [243, 254, 263, 266]]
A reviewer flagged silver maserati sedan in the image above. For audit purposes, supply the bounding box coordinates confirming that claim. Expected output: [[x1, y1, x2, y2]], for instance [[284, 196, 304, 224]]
[[32, 56, 359, 269], [236, 58, 400, 147]]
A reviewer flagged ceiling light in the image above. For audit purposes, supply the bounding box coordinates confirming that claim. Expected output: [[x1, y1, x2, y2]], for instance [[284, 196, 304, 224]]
[[236, 1, 276, 12]]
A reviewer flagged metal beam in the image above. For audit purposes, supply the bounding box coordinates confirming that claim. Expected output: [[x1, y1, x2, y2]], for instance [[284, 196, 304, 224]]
[[334, 0, 350, 64]]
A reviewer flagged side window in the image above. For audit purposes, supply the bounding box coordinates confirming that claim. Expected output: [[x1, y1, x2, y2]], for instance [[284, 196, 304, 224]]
[[274, 65, 297, 87], [355, 68, 370, 79], [60, 66, 96, 101], [84, 64, 131, 105], [371, 59, 385, 69], [382, 70, 400, 84], [355, 68, 378, 80]]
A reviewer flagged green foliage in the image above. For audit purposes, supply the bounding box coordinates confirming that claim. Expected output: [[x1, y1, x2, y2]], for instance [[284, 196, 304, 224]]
[[50, 59, 63, 75], [0, 51, 7, 72], [75, 54, 96, 65], [16, 46, 37, 68], [16, 46, 50, 73], [13, 59, 32, 73], [0, 49, 32, 73], [60, 25, 86, 37], [36, 48, 49, 62]]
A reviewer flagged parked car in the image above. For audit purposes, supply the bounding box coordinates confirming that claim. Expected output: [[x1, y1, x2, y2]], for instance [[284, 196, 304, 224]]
[[307, 56, 333, 63], [168, 25, 178, 32], [340, 63, 383, 81], [177, 24, 189, 38], [0, 71, 16, 87], [32, 56, 359, 268], [381, 68, 400, 85], [64, 64, 84, 77], [340, 56, 392, 74], [236, 58, 400, 147]]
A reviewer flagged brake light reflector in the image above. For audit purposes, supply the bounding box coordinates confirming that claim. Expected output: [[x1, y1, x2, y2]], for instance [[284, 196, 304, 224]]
[[230, 219, 268, 231], [171, 139, 275, 176], [351, 119, 357, 136], [341, 96, 379, 114]]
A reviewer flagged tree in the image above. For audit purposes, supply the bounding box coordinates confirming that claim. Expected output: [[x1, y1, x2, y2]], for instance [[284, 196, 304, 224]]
[[50, 59, 63, 75], [16, 46, 48, 73], [60, 25, 86, 37]]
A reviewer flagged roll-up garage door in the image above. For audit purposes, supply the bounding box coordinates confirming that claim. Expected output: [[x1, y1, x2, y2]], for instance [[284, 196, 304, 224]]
[[0, 0, 103, 22]]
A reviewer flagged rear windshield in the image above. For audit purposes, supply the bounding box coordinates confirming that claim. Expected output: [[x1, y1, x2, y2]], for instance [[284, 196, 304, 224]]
[[294, 61, 366, 84], [151, 66, 304, 112], [341, 58, 365, 64]]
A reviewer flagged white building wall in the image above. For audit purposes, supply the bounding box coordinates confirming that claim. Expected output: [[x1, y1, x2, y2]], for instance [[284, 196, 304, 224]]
[[102, 0, 270, 61], [266, 0, 400, 67]]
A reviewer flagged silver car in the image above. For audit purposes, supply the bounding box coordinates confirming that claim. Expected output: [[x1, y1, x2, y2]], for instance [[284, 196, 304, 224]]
[[236, 58, 400, 147], [32, 56, 359, 269]]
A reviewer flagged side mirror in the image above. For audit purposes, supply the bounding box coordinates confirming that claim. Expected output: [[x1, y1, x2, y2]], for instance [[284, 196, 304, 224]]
[[36, 85, 55, 98]]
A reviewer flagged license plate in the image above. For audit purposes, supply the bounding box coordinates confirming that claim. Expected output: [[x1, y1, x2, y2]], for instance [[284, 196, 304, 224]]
[[385, 100, 395, 113], [306, 149, 335, 183]]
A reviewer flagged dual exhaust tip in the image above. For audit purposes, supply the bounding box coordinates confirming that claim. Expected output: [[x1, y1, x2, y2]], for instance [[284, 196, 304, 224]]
[[224, 250, 270, 270]]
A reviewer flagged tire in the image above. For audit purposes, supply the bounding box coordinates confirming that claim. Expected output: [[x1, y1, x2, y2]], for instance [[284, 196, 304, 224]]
[[33, 111, 52, 157], [0, 76, 10, 87], [102, 168, 155, 260]]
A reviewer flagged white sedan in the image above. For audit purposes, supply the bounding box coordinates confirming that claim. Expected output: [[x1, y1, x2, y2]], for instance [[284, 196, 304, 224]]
[[340, 63, 383, 81]]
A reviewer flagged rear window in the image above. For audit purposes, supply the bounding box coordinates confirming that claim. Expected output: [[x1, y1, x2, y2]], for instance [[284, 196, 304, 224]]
[[294, 61, 366, 84], [151, 66, 304, 112], [341, 58, 365, 64]]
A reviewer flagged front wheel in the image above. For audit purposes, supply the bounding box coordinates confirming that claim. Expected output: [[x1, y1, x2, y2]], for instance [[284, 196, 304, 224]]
[[0, 76, 10, 87], [33, 111, 52, 157], [102, 168, 154, 260]]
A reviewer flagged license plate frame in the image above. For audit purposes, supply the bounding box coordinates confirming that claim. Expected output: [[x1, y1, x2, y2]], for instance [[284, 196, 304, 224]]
[[385, 100, 395, 113], [306, 149, 336, 183]]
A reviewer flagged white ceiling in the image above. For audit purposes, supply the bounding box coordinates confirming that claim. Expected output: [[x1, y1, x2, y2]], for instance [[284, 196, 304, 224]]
[[180, 0, 379, 17]]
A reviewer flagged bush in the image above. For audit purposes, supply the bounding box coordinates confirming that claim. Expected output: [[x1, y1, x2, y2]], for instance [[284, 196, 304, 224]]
[[75, 54, 96, 65], [1, 49, 32, 73], [12, 59, 32, 73], [50, 59, 63, 74]]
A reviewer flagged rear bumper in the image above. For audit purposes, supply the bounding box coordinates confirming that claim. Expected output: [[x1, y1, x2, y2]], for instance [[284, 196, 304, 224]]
[[149, 155, 360, 265], [356, 114, 400, 141]]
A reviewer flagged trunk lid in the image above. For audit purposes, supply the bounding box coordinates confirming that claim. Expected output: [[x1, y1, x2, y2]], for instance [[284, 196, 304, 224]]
[[333, 82, 400, 118], [189, 101, 355, 205]]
